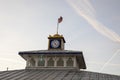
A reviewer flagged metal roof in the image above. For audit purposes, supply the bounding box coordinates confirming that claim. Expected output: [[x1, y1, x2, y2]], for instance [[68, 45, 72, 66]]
[[0, 69, 119, 80], [19, 50, 83, 55]]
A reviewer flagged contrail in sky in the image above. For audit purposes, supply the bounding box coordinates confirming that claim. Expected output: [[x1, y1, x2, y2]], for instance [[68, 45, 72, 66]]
[[66, 0, 120, 43], [66, 0, 120, 72], [99, 49, 120, 72]]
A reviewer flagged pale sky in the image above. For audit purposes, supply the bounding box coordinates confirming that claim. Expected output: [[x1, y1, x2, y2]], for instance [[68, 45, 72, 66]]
[[0, 0, 120, 75]]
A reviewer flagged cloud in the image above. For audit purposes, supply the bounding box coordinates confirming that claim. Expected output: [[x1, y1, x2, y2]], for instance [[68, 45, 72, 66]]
[[66, 0, 120, 43]]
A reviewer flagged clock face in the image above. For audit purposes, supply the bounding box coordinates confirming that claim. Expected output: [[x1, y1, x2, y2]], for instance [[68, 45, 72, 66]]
[[51, 40, 60, 48]]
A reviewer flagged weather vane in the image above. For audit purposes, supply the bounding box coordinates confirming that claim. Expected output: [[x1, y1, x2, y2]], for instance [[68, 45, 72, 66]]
[[57, 16, 63, 34]]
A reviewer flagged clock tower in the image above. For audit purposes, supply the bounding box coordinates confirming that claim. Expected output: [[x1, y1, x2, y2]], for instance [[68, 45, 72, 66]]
[[48, 34, 65, 50], [19, 17, 86, 70]]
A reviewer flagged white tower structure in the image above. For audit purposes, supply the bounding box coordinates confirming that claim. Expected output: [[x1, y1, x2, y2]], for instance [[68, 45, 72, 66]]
[[19, 33, 86, 70]]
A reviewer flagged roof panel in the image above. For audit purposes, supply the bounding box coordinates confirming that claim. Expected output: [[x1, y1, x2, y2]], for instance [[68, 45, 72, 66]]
[[0, 70, 119, 80]]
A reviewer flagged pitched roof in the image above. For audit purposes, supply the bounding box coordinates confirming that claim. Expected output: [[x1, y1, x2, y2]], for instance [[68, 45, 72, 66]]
[[0, 69, 119, 80], [19, 50, 82, 54]]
